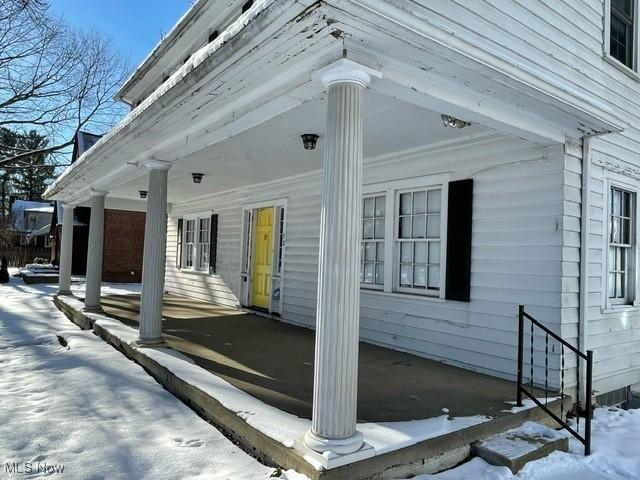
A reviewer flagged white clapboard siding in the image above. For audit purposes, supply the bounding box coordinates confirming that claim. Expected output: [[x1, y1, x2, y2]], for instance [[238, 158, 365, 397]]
[[400, 0, 640, 396], [164, 134, 569, 385]]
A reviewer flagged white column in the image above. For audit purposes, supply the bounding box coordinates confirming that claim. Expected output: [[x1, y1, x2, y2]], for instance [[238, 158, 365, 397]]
[[136, 160, 171, 346], [84, 190, 107, 312], [57, 203, 75, 295], [304, 60, 379, 455]]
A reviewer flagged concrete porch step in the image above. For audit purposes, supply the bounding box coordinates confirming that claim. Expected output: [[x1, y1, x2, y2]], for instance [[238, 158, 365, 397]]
[[472, 421, 569, 473]]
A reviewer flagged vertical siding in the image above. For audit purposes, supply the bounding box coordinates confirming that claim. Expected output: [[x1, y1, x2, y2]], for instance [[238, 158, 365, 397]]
[[165, 134, 567, 383]]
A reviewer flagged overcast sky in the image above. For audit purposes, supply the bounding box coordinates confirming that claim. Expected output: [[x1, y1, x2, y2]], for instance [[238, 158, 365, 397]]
[[50, 0, 194, 70]]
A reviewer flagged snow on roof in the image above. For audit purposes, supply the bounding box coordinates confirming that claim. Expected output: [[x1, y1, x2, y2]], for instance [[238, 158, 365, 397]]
[[24, 206, 54, 213], [45, 1, 272, 201], [10, 200, 54, 232]]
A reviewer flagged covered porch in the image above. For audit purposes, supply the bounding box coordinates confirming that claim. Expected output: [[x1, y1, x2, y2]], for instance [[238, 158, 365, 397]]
[[100, 292, 523, 423], [44, 1, 620, 473]]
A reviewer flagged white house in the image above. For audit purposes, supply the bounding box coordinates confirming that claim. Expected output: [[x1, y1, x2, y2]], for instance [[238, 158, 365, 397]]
[[45, 0, 640, 459], [8, 199, 53, 250]]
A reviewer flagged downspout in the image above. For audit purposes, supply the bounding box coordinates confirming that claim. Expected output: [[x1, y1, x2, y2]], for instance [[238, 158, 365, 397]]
[[578, 135, 593, 411]]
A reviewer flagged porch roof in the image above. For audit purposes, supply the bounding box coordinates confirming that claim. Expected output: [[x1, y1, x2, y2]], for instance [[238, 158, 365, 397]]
[[44, 0, 623, 206]]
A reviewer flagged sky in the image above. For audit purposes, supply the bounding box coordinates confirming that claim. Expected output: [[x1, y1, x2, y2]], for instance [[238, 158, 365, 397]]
[[50, 0, 194, 71]]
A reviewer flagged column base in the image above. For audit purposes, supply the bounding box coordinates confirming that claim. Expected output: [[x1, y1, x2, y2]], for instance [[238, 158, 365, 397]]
[[57, 290, 73, 296], [132, 337, 168, 348], [295, 430, 372, 469], [303, 428, 364, 455], [83, 305, 103, 313]]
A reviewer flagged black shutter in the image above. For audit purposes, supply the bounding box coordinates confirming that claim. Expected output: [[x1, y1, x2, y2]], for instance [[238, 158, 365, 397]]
[[210, 214, 218, 273], [445, 179, 473, 302], [176, 218, 183, 269]]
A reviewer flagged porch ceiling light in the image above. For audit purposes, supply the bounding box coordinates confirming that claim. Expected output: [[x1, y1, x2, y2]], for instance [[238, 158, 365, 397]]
[[441, 114, 471, 129], [139, 190, 148, 199], [192, 173, 204, 184], [301, 134, 319, 151]]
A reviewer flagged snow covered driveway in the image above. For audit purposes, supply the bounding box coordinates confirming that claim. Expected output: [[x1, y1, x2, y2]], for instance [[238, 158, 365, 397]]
[[0, 278, 301, 479]]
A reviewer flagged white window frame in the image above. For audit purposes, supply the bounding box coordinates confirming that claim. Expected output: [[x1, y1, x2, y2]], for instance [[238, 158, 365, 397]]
[[603, 178, 640, 311], [361, 192, 386, 290], [362, 173, 449, 300], [181, 211, 213, 273], [604, 0, 640, 78]]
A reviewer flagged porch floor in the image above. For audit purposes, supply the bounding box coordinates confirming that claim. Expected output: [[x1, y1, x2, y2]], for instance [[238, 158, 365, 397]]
[[100, 293, 525, 423]]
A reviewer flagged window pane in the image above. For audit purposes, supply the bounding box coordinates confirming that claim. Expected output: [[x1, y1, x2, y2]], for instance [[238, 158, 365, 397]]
[[609, 272, 616, 297], [400, 193, 412, 215], [613, 0, 632, 16], [400, 265, 413, 287], [363, 219, 374, 239], [375, 264, 384, 285], [428, 266, 440, 289], [622, 218, 630, 244], [365, 242, 376, 261], [414, 242, 427, 264], [429, 241, 441, 265], [375, 196, 386, 216], [376, 242, 385, 262], [413, 191, 426, 214], [427, 189, 441, 213], [364, 197, 374, 218], [611, 217, 620, 243], [613, 189, 621, 216], [427, 215, 440, 238], [623, 191, 631, 217], [374, 218, 385, 239], [412, 215, 426, 238], [414, 265, 426, 287], [401, 242, 413, 263], [399, 216, 412, 238], [616, 273, 623, 298], [364, 262, 375, 284]]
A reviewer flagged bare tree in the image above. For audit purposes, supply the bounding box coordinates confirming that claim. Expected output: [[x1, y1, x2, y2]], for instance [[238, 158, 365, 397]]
[[0, 0, 129, 166]]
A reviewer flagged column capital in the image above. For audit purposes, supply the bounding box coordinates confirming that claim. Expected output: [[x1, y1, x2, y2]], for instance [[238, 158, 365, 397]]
[[89, 189, 108, 198], [60, 202, 76, 210], [143, 159, 172, 171], [314, 59, 382, 89]]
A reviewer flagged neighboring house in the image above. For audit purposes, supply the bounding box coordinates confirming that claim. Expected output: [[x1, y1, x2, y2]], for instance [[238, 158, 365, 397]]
[[6, 199, 53, 263], [49, 131, 146, 282], [45, 0, 640, 460]]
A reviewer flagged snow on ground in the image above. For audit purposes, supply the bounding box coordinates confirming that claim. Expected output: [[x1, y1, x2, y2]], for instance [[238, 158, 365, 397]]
[[409, 407, 640, 480], [0, 274, 303, 479]]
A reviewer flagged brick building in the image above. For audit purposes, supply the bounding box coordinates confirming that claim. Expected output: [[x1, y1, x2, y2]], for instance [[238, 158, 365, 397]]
[[50, 131, 146, 282]]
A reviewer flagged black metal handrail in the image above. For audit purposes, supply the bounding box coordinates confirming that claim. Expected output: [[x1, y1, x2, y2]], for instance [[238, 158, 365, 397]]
[[517, 305, 593, 455]]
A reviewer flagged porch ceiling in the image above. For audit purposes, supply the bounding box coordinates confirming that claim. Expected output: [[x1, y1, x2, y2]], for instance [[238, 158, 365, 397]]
[[108, 90, 488, 204]]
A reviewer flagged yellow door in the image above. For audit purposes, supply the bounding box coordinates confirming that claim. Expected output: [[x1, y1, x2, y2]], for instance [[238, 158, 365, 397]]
[[251, 208, 274, 309]]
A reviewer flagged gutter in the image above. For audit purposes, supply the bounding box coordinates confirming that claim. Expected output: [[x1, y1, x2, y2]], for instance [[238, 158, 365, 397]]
[[579, 135, 592, 410]]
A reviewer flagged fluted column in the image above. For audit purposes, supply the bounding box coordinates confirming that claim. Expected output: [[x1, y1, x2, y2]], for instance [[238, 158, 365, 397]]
[[57, 202, 75, 295], [304, 60, 378, 455], [136, 160, 171, 346], [84, 190, 107, 311]]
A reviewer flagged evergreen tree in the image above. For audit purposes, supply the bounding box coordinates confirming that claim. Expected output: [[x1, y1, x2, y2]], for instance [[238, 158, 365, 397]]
[[10, 130, 55, 201]]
